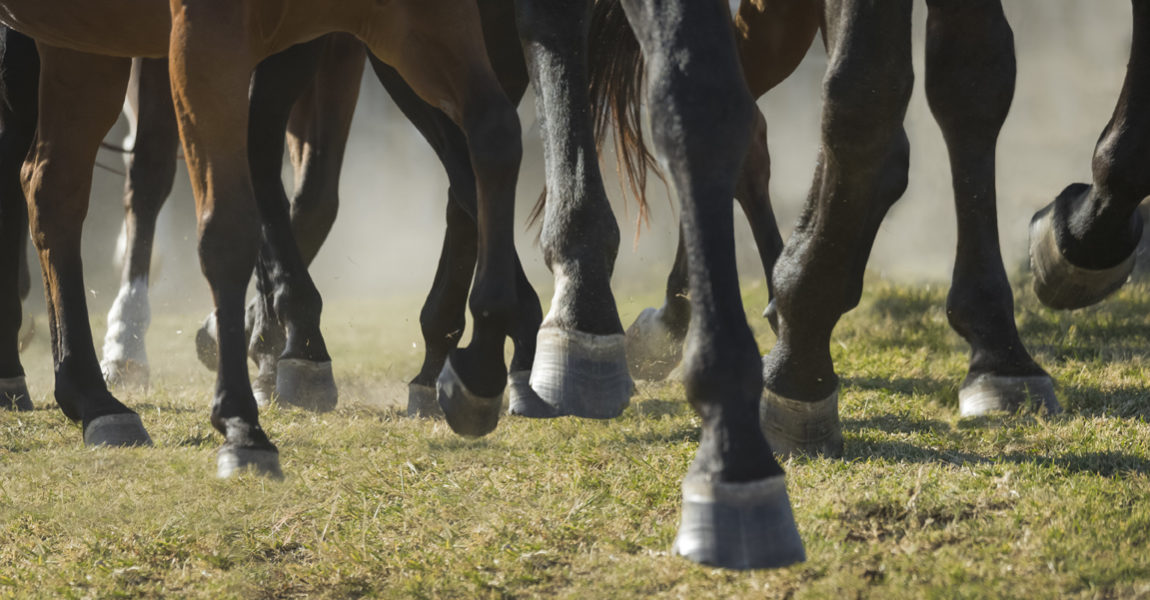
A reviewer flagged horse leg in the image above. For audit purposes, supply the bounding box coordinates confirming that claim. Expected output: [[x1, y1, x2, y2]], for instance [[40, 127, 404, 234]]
[[737, 110, 786, 332], [0, 28, 37, 411], [169, 5, 278, 477], [1028, 2, 1150, 308], [514, 0, 633, 418], [761, 0, 915, 458], [23, 45, 150, 445], [101, 57, 178, 389], [924, 0, 1058, 416]]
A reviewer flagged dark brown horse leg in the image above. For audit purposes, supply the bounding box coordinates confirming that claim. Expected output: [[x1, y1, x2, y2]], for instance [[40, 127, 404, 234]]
[[925, 0, 1058, 417], [24, 44, 150, 445], [618, 0, 804, 569], [1029, 1, 1150, 309], [0, 28, 37, 411], [515, 0, 633, 418], [101, 57, 179, 390], [761, 0, 914, 458]]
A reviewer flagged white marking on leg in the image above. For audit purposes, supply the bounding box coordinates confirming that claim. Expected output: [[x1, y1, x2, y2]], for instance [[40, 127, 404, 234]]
[[102, 277, 151, 368]]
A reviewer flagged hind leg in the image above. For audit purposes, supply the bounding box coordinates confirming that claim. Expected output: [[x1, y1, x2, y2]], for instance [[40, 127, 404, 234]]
[[1029, 2, 1150, 309], [24, 45, 150, 445], [102, 57, 179, 389]]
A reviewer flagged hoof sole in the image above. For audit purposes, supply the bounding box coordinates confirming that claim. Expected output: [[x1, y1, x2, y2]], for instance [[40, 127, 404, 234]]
[[275, 359, 337, 412], [507, 370, 558, 418], [217, 445, 283, 479], [1029, 203, 1134, 310], [437, 358, 502, 437], [84, 413, 153, 447], [760, 387, 843, 458], [407, 383, 443, 418], [624, 307, 683, 381], [673, 475, 806, 570], [195, 314, 219, 371], [959, 374, 1061, 417], [101, 359, 150, 389], [0, 376, 33, 411], [530, 327, 632, 419]]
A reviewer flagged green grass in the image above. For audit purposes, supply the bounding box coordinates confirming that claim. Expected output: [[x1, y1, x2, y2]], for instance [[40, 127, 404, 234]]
[[2, 276, 1150, 598]]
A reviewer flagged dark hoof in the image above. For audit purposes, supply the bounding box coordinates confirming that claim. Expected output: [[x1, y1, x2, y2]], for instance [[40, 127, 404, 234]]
[[762, 299, 779, 334], [760, 387, 843, 458], [252, 363, 277, 409], [195, 313, 219, 371], [437, 358, 502, 437], [83, 413, 153, 447], [530, 327, 632, 419], [217, 445, 283, 479], [624, 307, 683, 381], [673, 475, 806, 570], [407, 383, 444, 418], [507, 370, 559, 418], [275, 359, 337, 412], [1029, 202, 1135, 310], [0, 376, 33, 411], [101, 359, 150, 390], [959, 373, 1061, 417]]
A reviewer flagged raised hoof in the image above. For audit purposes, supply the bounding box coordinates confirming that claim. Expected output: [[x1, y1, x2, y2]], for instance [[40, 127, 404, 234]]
[[959, 374, 1061, 417], [763, 299, 779, 335], [407, 383, 443, 418], [507, 370, 559, 418], [1029, 202, 1135, 310], [101, 359, 150, 390], [83, 413, 153, 447], [760, 387, 843, 458], [624, 307, 683, 381], [252, 364, 277, 409], [437, 358, 502, 437], [673, 475, 806, 570], [0, 376, 33, 411], [275, 359, 337, 412], [195, 313, 219, 371], [530, 327, 632, 419], [217, 445, 283, 479]]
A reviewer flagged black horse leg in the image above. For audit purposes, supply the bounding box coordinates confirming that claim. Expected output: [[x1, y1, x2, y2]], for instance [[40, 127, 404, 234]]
[[101, 57, 179, 389], [1028, 2, 1150, 309], [761, 0, 914, 458], [924, 0, 1058, 416], [0, 28, 37, 411], [736, 110, 786, 331]]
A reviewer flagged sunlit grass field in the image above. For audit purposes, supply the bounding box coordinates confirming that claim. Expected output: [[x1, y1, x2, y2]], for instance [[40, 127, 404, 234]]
[[2, 276, 1149, 598]]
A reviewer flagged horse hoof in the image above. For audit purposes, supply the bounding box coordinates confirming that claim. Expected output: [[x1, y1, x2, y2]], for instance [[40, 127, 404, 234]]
[[437, 358, 502, 437], [407, 383, 443, 418], [101, 359, 150, 390], [83, 413, 153, 447], [1029, 202, 1135, 310], [763, 299, 779, 335], [624, 307, 683, 381], [507, 370, 559, 418], [530, 327, 632, 419], [217, 445, 283, 479], [252, 365, 277, 409], [760, 387, 843, 458], [0, 376, 33, 411], [275, 359, 337, 412], [959, 373, 1060, 417], [673, 474, 806, 570], [195, 313, 219, 371]]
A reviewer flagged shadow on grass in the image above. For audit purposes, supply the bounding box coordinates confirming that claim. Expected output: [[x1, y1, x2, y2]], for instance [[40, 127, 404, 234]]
[[1057, 381, 1150, 420], [848, 438, 1150, 477], [843, 376, 957, 400], [842, 413, 952, 436]]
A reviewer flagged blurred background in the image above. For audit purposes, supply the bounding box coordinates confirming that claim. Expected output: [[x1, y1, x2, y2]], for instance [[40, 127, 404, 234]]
[[25, 0, 1134, 324]]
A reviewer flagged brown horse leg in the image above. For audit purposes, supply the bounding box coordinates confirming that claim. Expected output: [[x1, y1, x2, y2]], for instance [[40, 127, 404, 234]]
[[23, 44, 150, 445], [169, 4, 278, 477], [101, 57, 179, 390]]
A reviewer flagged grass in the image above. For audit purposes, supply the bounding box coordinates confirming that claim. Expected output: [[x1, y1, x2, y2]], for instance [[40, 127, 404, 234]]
[[2, 275, 1150, 598]]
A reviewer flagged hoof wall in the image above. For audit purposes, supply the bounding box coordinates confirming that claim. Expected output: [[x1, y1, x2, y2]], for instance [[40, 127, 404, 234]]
[[763, 299, 779, 334], [83, 413, 153, 447], [959, 374, 1060, 417], [624, 307, 683, 381], [760, 387, 843, 458], [507, 370, 558, 418], [437, 358, 502, 437], [275, 359, 337, 412], [530, 327, 632, 419], [1029, 203, 1134, 310], [252, 365, 276, 409], [101, 359, 150, 389], [217, 445, 283, 479], [407, 383, 443, 418], [195, 313, 219, 371], [673, 475, 806, 570], [0, 376, 33, 411]]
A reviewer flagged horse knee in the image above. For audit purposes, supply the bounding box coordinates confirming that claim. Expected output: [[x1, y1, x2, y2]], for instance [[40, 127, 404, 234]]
[[821, 63, 914, 162], [464, 100, 522, 189], [197, 209, 259, 286]]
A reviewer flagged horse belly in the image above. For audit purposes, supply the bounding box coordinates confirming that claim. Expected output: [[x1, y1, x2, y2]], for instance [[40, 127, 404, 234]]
[[0, 0, 170, 57]]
